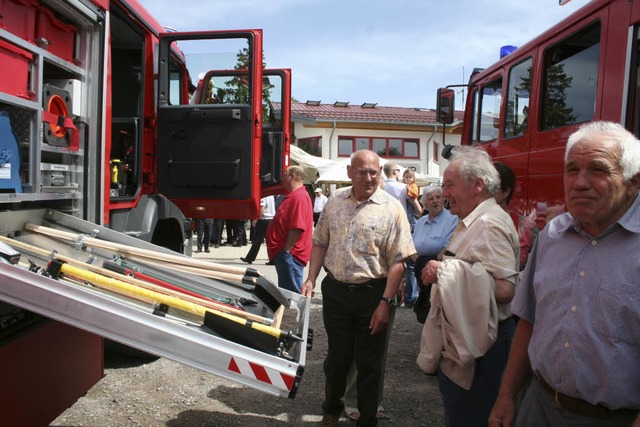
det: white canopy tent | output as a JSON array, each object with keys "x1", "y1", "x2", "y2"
[{"x1": 290, "y1": 144, "x2": 441, "y2": 187}]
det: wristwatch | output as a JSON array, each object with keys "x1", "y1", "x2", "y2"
[{"x1": 381, "y1": 296, "x2": 394, "y2": 306}]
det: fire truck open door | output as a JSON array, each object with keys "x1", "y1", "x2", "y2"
[
  {"x1": 156, "y1": 30, "x2": 265, "y2": 220},
  {"x1": 189, "y1": 68, "x2": 292, "y2": 197}
]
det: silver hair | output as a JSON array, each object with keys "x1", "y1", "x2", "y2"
[
  {"x1": 423, "y1": 185, "x2": 442, "y2": 196},
  {"x1": 565, "y1": 121, "x2": 640, "y2": 180},
  {"x1": 448, "y1": 146, "x2": 500, "y2": 196},
  {"x1": 422, "y1": 185, "x2": 442, "y2": 204}
]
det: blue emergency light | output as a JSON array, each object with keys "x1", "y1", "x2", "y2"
[{"x1": 500, "y1": 45, "x2": 518, "y2": 59}]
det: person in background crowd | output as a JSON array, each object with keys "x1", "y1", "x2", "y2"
[
  {"x1": 313, "y1": 187, "x2": 328, "y2": 226},
  {"x1": 223, "y1": 219, "x2": 236, "y2": 246},
  {"x1": 210, "y1": 218, "x2": 224, "y2": 248},
  {"x1": 266, "y1": 166, "x2": 314, "y2": 293},
  {"x1": 274, "y1": 193, "x2": 286, "y2": 211},
  {"x1": 411, "y1": 185, "x2": 458, "y2": 320},
  {"x1": 301, "y1": 150, "x2": 415, "y2": 427},
  {"x1": 403, "y1": 169, "x2": 422, "y2": 225},
  {"x1": 489, "y1": 121, "x2": 640, "y2": 427},
  {"x1": 233, "y1": 219, "x2": 248, "y2": 247},
  {"x1": 400, "y1": 169, "x2": 421, "y2": 309},
  {"x1": 382, "y1": 162, "x2": 407, "y2": 210},
  {"x1": 382, "y1": 163, "x2": 412, "y2": 309},
  {"x1": 493, "y1": 161, "x2": 538, "y2": 270},
  {"x1": 417, "y1": 146, "x2": 519, "y2": 427},
  {"x1": 240, "y1": 195, "x2": 275, "y2": 265},
  {"x1": 195, "y1": 218, "x2": 213, "y2": 253}
]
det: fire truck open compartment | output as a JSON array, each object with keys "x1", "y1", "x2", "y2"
[
  {"x1": 0, "y1": 0, "x2": 94, "y2": 209},
  {"x1": 0, "y1": 0, "x2": 305, "y2": 423},
  {"x1": 0, "y1": 208, "x2": 310, "y2": 422}
]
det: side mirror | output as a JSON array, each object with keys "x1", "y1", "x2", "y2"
[
  {"x1": 441, "y1": 144, "x2": 455, "y2": 160},
  {"x1": 436, "y1": 88, "x2": 455, "y2": 124}
]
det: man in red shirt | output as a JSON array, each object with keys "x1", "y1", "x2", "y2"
[{"x1": 266, "y1": 165, "x2": 314, "y2": 293}]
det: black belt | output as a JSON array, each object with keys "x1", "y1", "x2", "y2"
[
  {"x1": 324, "y1": 269, "x2": 386, "y2": 289},
  {"x1": 537, "y1": 376, "x2": 636, "y2": 420}
]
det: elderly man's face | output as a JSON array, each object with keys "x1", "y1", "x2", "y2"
[
  {"x1": 442, "y1": 162, "x2": 479, "y2": 219},
  {"x1": 347, "y1": 152, "x2": 381, "y2": 201},
  {"x1": 564, "y1": 138, "x2": 637, "y2": 236},
  {"x1": 424, "y1": 190, "x2": 444, "y2": 218}
]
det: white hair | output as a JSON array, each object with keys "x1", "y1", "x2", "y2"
[
  {"x1": 565, "y1": 121, "x2": 640, "y2": 180},
  {"x1": 448, "y1": 146, "x2": 500, "y2": 196},
  {"x1": 421, "y1": 185, "x2": 442, "y2": 204}
]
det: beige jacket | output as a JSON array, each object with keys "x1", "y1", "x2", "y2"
[{"x1": 416, "y1": 259, "x2": 498, "y2": 390}]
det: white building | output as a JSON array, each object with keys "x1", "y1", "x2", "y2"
[{"x1": 290, "y1": 101, "x2": 463, "y2": 180}]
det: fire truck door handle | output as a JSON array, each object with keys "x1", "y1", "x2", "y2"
[
  {"x1": 170, "y1": 129, "x2": 187, "y2": 139},
  {"x1": 188, "y1": 109, "x2": 241, "y2": 120}
]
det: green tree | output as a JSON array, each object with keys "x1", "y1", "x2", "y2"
[{"x1": 543, "y1": 63, "x2": 576, "y2": 129}]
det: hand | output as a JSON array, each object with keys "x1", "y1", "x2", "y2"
[
  {"x1": 369, "y1": 303, "x2": 390, "y2": 335},
  {"x1": 488, "y1": 394, "x2": 517, "y2": 427},
  {"x1": 421, "y1": 260, "x2": 441, "y2": 285},
  {"x1": 300, "y1": 279, "x2": 315, "y2": 298}
]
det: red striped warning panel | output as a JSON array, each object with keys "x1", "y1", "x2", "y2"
[{"x1": 228, "y1": 356, "x2": 295, "y2": 391}]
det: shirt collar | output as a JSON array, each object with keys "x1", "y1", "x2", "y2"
[
  {"x1": 425, "y1": 209, "x2": 446, "y2": 224},
  {"x1": 460, "y1": 197, "x2": 497, "y2": 228},
  {"x1": 561, "y1": 193, "x2": 640, "y2": 235},
  {"x1": 618, "y1": 193, "x2": 640, "y2": 233},
  {"x1": 344, "y1": 186, "x2": 385, "y2": 205}
]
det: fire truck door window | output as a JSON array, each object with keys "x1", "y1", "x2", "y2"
[
  {"x1": 167, "y1": 39, "x2": 252, "y2": 106},
  {"x1": 541, "y1": 22, "x2": 600, "y2": 130},
  {"x1": 504, "y1": 58, "x2": 532, "y2": 138},
  {"x1": 478, "y1": 78, "x2": 503, "y2": 143}
]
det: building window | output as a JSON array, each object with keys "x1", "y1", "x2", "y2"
[
  {"x1": 433, "y1": 141, "x2": 439, "y2": 162},
  {"x1": 337, "y1": 136, "x2": 420, "y2": 158},
  {"x1": 338, "y1": 138, "x2": 353, "y2": 156},
  {"x1": 298, "y1": 136, "x2": 322, "y2": 156}
]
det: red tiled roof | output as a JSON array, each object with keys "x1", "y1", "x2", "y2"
[{"x1": 289, "y1": 102, "x2": 464, "y2": 126}]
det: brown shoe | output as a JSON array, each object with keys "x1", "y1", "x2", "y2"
[{"x1": 320, "y1": 414, "x2": 339, "y2": 426}]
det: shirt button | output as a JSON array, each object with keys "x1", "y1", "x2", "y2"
[
  {"x1": 591, "y1": 240, "x2": 597, "y2": 246},
  {"x1": 571, "y1": 306, "x2": 577, "y2": 312},
  {"x1": 579, "y1": 271, "x2": 585, "y2": 277},
  {"x1": 564, "y1": 342, "x2": 570, "y2": 348}
]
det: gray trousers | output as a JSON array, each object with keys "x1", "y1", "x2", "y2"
[{"x1": 517, "y1": 379, "x2": 637, "y2": 427}]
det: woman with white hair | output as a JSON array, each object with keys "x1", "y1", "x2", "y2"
[{"x1": 410, "y1": 185, "x2": 458, "y2": 321}]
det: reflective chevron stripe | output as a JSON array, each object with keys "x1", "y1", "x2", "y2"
[{"x1": 228, "y1": 356, "x2": 295, "y2": 391}]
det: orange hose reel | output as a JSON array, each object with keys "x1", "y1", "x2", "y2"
[{"x1": 42, "y1": 84, "x2": 74, "y2": 147}]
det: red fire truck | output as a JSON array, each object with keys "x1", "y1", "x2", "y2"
[
  {"x1": 0, "y1": 0, "x2": 305, "y2": 425},
  {"x1": 436, "y1": 0, "x2": 640, "y2": 229}
]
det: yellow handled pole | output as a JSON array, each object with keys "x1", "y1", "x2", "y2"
[
  {"x1": 47, "y1": 259, "x2": 297, "y2": 342},
  {"x1": 0, "y1": 235, "x2": 273, "y2": 325}
]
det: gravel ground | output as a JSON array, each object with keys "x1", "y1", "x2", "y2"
[{"x1": 50, "y1": 245, "x2": 445, "y2": 426}]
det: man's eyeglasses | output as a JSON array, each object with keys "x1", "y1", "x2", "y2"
[
  {"x1": 356, "y1": 168, "x2": 380, "y2": 178},
  {"x1": 394, "y1": 168, "x2": 401, "y2": 172}
]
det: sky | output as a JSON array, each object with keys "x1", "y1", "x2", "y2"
[{"x1": 137, "y1": 0, "x2": 591, "y2": 110}]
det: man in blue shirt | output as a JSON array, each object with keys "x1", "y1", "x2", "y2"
[{"x1": 490, "y1": 121, "x2": 640, "y2": 427}]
